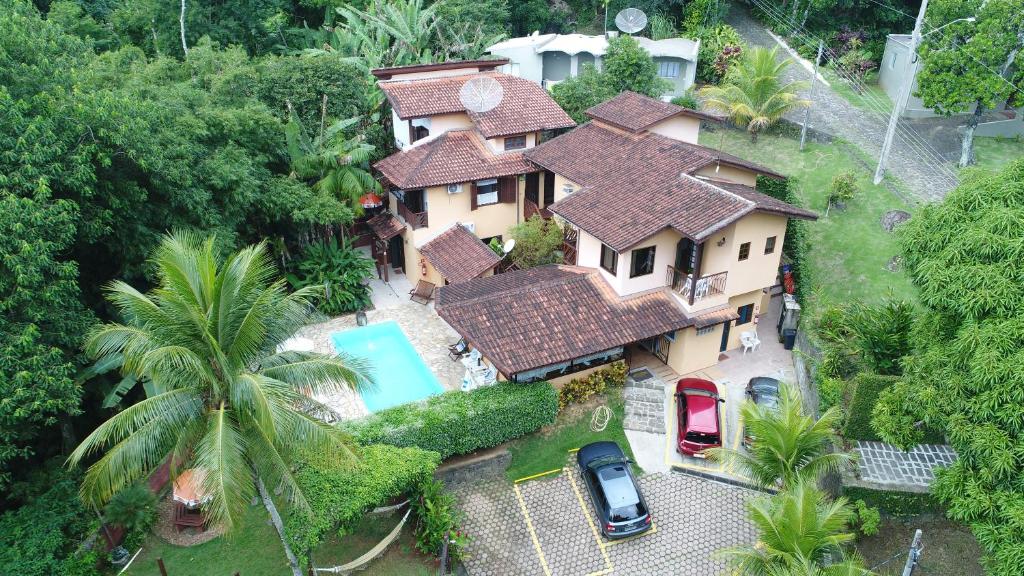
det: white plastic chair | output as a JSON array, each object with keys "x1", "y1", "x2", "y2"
[{"x1": 741, "y1": 330, "x2": 761, "y2": 354}]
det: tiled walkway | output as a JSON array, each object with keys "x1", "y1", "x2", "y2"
[{"x1": 854, "y1": 441, "x2": 957, "y2": 489}]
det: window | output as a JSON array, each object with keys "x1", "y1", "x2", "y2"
[
  {"x1": 475, "y1": 179, "x2": 498, "y2": 206},
  {"x1": 737, "y1": 304, "x2": 754, "y2": 325},
  {"x1": 738, "y1": 242, "x2": 751, "y2": 261},
  {"x1": 696, "y1": 325, "x2": 716, "y2": 336},
  {"x1": 630, "y1": 246, "x2": 656, "y2": 278},
  {"x1": 600, "y1": 243, "x2": 618, "y2": 275},
  {"x1": 764, "y1": 236, "x2": 777, "y2": 255},
  {"x1": 657, "y1": 60, "x2": 681, "y2": 78},
  {"x1": 504, "y1": 135, "x2": 526, "y2": 150}
]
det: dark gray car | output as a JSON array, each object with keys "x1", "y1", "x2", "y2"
[
  {"x1": 576, "y1": 441, "x2": 652, "y2": 539},
  {"x1": 743, "y1": 377, "x2": 781, "y2": 448}
]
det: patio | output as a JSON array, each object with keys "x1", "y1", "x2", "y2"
[{"x1": 297, "y1": 300, "x2": 464, "y2": 420}]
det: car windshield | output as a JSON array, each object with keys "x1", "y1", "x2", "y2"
[
  {"x1": 609, "y1": 502, "x2": 646, "y2": 522},
  {"x1": 684, "y1": 431, "x2": 719, "y2": 444}
]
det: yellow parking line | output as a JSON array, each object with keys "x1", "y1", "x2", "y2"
[
  {"x1": 514, "y1": 468, "x2": 563, "y2": 484},
  {"x1": 564, "y1": 467, "x2": 614, "y2": 573},
  {"x1": 567, "y1": 447, "x2": 580, "y2": 454},
  {"x1": 512, "y1": 483, "x2": 552, "y2": 576}
]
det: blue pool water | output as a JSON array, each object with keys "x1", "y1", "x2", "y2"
[{"x1": 330, "y1": 321, "x2": 444, "y2": 412}]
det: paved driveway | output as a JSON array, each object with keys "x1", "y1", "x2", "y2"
[{"x1": 445, "y1": 455, "x2": 759, "y2": 576}]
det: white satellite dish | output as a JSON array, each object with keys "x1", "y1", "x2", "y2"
[
  {"x1": 502, "y1": 238, "x2": 516, "y2": 255},
  {"x1": 614, "y1": 8, "x2": 648, "y2": 34},
  {"x1": 459, "y1": 76, "x2": 504, "y2": 113}
]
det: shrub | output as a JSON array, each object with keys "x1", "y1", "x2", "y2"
[
  {"x1": 817, "y1": 374, "x2": 846, "y2": 413},
  {"x1": 757, "y1": 175, "x2": 812, "y2": 302},
  {"x1": 842, "y1": 486, "x2": 941, "y2": 517},
  {"x1": 287, "y1": 236, "x2": 374, "y2": 315},
  {"x1": 670, "y1": 90, "x2": 700, "y2": 110},
  {"x1": 690, "y1": 24, "x2": 745, "y2": 83},
  {"x1": 829, "y1": 171, "x2": 858, "y2": 206},
  {"x1": 412, "y1": 478, "x2": 469, "y2": 560},
  {"x1": 285, "y1": 444, "x2": 441, "y2": 562},
  {"x1": 103, "y1": 484, "x2": 157, "y2": 549},
  {"x1": 845, "y1": 298, "x2": 914, "y2": 376},
  {"x1": 508, "y1": 215, "x2": 564, "y2": 269},
  {"x1": 851, "y1": 499, "x2": 881, "y2": 536},
  {"x1": 343, "y1": 382, "x2": 559, "y2": 459},
  {"x1": 558, "y1": 361, "x2": 628, "y2": 410},
  {"x1": 843, "y1": 373, "x2": 899, "y2": 441}
]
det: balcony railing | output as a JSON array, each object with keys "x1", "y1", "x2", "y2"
[
  {"x1": 393, "y1": 192, "x2": 428, "y2": 230},
  {"x1": 666, "y1": 266, "x2": 728, "y2": 302}
]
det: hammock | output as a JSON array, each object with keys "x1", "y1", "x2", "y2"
[{"x1": 314, "y1": 507, "x2": 412, "y2": 575}]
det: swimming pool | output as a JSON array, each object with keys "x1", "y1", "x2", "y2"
[{"x1": 330, "y1": 321, "x2": 444, "y2": 412}]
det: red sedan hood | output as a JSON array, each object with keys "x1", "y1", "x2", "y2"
[{"x1": 686, "y1": 395, "x2": 719, "y2": 433}]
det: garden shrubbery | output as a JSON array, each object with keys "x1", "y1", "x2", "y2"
[
  {"x1": 557, "y1": 361, "x2": 628, "y2": 410},
  {"x1": 286, "y1": 444, "x2": 441, "y2": 562},
  {"x1": 842, "y1": 373, "x2": 899, "y2": 441},
  {"x1": 343, "y1": 382, "x2": 558, "y2": 459},
  {"x1": 758, "y1": 176, "x2": 812, "y2": 302}
]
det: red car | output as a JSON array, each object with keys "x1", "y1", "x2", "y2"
[{"x1": 675, "y1": 378, "x2": 725, "y2": 457}]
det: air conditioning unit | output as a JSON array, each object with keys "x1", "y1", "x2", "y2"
[{"x1": 447, "y1": 183, "x2": 463, "y2": 194}]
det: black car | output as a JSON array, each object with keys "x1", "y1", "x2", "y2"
[
  {"x1": 576, "y1": 441, "x2": 652, "y2": 539},
  {"x1": 743, "y1": 377, "x2": 781, "y2": 448}
]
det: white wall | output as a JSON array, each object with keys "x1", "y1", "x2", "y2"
[
  {"x1": 577, "y1": 228, "x2": 680, "y2": 297},
  {"x1": 492, "y1": 46, "x2": 543, "y2": 83}
]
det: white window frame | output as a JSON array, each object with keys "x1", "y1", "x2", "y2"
[{"x1": 476, "y1": 178, "x2": 499, "y2": 206}]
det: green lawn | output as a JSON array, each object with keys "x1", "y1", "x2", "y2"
[
  {"x1": 699, "y1": 127, "x2": 918, "y2": 307},
  {"x1": 124, "y1": 504, "x2": 289, "y2": 576},
  {"x1": 824, "y1": 70, "x2": 893, "y2": 118},
  {"x1": 504, "y1": 390, "x2": 635, "y2": 482},
  {"x1": 970, "y1": 136, "x2": 1024, "y2": 172},
  {"x1": 313, "y1": 511, "x2": 434, "y2": 575}
]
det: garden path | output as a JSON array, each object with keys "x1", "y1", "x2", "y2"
[{"x1": 853, "y1": 441, "x2": 957, "y2": 491}]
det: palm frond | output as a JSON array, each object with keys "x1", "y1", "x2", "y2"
[{"x1": 194, "y1": 404, "x2": 252, "y2": 531}]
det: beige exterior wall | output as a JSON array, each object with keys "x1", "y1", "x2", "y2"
[
  {"x1": 552, "y1": 173, "x2": 581, "y2": 204},
  {"x1": 647, "y1": 115, "x2": 701, "y2": 144},
  {"x1": 386, "y1": 66, "x2": 493, "y2": 81},
  {"x1": 720, "y1": 212, "x2": 786, "y2": 297},
  {"x1": 667, "y1": 324, "x2": 723, "y2": 376},
  {"x1": 694, "y1": 164, "x2": 758, "y2": 187},
  {"x1": 723, "y1": 288, "x2": 765, "y2": 351},
  {"x1": 484, "y1": 132, "x2": 538, "y2": 153},
  {"x1": 426, "y1": 112, "x2": 473, "y2": 136}
]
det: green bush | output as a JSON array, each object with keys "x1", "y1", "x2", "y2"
[
  {"x1": 816, "y1": 374, "x2": 846, "y2": 413},
  {"x1": 670, "y1": 90, "x2": 700, "y2": 110},
  {"x1": 843, "y1": 373, "x2": 899, "y2": 441},
  {"x1": 558, "y1": 361, "x2": 628, "y2": 410},
  {"x1": 757, "y1": 175, "x2": 812, "y2": 303},
  {"x1": 412, "y1": 478, "x2": 469, "y2": 560},
  {"x1": 842, "y1": 487, "x2": 941, "y2": 517},
  {"x1": 851, "y1": 499, "x2": 881, "y2": 536},
  {"x1": 690, "y1": 24, "x2": 745, "y2": 83},
  {"x1": 829, "y1": 171, "x2": 858, "y2": 206},
  {"x1": 103, "y1": 484, "x2": 157, "y2": 549},
  {"x1": 845, "y1": 298, "x2": 914, "y2": 376},
  {"x1": 286, "y1": 236, "x2": 374, "y2": 315},
  {"x1": 285, "y1": 444, "x2": 441, "y2": 562},
  {"x1": 343, "y1": 382, "x2": 559, "y2": 459}
]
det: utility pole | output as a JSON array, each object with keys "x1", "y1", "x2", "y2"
[
  {"x1": 874, "y1": 0, "x2": 928, "y2": 184},
  {"x1": 800, "y1": 40, "x2": 824, "y2": 151},
  {"x1": 901, "y1": 529, "x2": 923, "y2": 576}
]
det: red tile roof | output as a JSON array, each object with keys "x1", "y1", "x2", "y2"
[
  {"x1": 366, "y1": 213, "x2": 405, "y2": 240},
  {"x1": 374, "y1": 130, "x2": 534, "y2": 189},
  {"x1": 704, "y1": 180, "x2": 818, "y2": 221},
  {"x1": 419, "y1": 224, "x2": 501, "y2": 284},
  {"x1": 378, "y1": 72, "x2": 575, "y2": 138},
  {"x1": 436, "y1": 265, "x2": 694, "y2": 375},
  {"x1": 585, "y1": 91, "x2": 723, "y2": 131}
]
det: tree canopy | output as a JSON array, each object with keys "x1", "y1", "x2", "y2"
[{"x1": 873, "y1": 159, "x2": 1024, "y2": 576}]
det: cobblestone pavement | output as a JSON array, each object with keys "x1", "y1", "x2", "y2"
[
  {"x1": 854, "y1": 441, "x2": 957, "y2": 489},
  {"x1": 446, "y1": 455, "x2": 759, "y2": 576},
  {"x1": 297, "y1": 302, "x2": 464, "y2": 419},
  {"x1": 726, "y1": 5, "x2": 961, "y2": 202}
]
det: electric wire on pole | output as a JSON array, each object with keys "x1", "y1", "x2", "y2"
[
  {"x1": 901, "y1": 529, "x2": 924, "y2": 576},
  {"x1": 800, "y1": 40, "x2": 824, "y2": 151}
]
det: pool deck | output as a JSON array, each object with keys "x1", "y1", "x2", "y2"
[{"x1": 297, "y1": 301, "x2": 465, "y2": 420}]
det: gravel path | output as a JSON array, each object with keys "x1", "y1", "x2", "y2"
[{"x1": 725, "y1": 5, "x2": 961, "y2": 202}]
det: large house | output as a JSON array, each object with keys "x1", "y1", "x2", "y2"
[
  {"x1": 367, "y1": 59, "x2": 575, "y2": 287},
  {"x1": 487, "y1": 32, "x2": 699, "y2": 97},
  {"x1": 433, "y1": 91, "x2": 816, "y2": 381}
]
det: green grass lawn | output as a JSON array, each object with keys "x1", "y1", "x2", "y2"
[
  {"x1": 124, "y1": 504, "x2": 289, "y2": 576},
  {"x1": 824, "y1": 70, "x2": 893, "y2": 118},
  {"x1": 970, "y1": 136, "x2": 1024, "y2": 172},
  {"x1": 313, "y1": 511, "x2": 435, "y2": 575},
  {"x1": 504, "y1": 390, "x2": 635, "y2": 482},
  {"x1": 700, "y1": 127, "x2": 918, "y2": 307}
]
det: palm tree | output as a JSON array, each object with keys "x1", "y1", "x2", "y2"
[
  {"x1": 721, "y1": 482, "x2": 872, "y2": 576},
  {"x1": 699, "y1": 47, "x2": 811, "y2": 142},
  {"x1": 706, "y1": 383, "x2": 852, "y2": 490},
  {"x1": 337, "y1": 0, "x2": 440, "y2": 68},
  {"x1": 285, "y1": 103, "x2": 382, "y2": 219},
  {"x1": 67, "y1": 232, "x2": 370, "y2": 531}
]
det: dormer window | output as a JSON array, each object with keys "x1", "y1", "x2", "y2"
[{"x1": 504, "y1": 135, "x2": 527, "y2": 151}]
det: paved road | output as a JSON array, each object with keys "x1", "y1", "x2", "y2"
[
  {"x1": 726, "y1": 5, "x2": 961, "y2": 202},
  {"x1": 444, "y1": 454, "x2": 760, "y2": 575}
]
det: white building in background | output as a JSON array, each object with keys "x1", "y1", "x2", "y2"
[{"x1": 487, "y1": 32, "x2": 699, "y2": 98}]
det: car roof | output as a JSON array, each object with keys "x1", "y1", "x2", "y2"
[
  {"x1": 597, "y1": 465, "x2": 640, "y2": 508},
  {"x1": 749, "y1": 377, "x2": 781, "y2": 407},
  {"x1": 685, "y1": 394, "x2": 719, "y2": 433}
]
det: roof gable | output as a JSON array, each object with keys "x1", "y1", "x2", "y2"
[
  {"x1": 585, "y1": 91, "x2": 720, "y2": 132},
  {"x1": 374, "y1": 130, "x2": 533, "y2": 189},
  {"x1": 418, "y1": 224, "x2": 501, "y2": 284}
]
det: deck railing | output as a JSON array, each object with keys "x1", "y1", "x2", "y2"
[
  {"x1": 666, "y1": 266, "x2": 728, "y2": 302},
  {"x1": 393, "y1": 193, "x2": 428, "y2": 230}
]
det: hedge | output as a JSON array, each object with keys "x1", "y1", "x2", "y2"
[
  {"x1": 842, "y1": 486, "x2": 941, "y2": 517},
  {"x1": 285, "y1": 444, "x2": 441, "y2": 562},
  {"x1": 757, "y1": 175, "x2": 811, "y2": 302},
  {"x1": 558, "y1": 361, "x2": 628, "y2": 409},
  {"x1": 843, "y1": 372, "x2": 899, "y2": 441},
  {"x1": 343, "y1": 381, "x2": 558, "y2": 459}
]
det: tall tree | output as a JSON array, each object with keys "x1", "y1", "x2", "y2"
[
  {"x1": 67, "y1": 232, "x2": 371, "y2": 531},
  {"x1": 603, "y1": 34, "x2": 673, "y2": 98},
  {"x1": 700, "y1": 47, "x2": 811, "y2": 142},
  {"x1": 706, "y1": 384, "x2": 852, "y2": 490},
  {"x1": 916, "y1": 0, "x2": 1024, "y2": 167},
  {"x1": 872, "y1": 159, "x2": 1024, "y2": 576}
]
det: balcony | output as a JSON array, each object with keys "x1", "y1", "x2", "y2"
[
  {"x1": 666, "y1": 266, "x2": 728, "y2": 303},
  {"x1": 393, "y1": 192, "x2": 428, "y2": 230}
]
